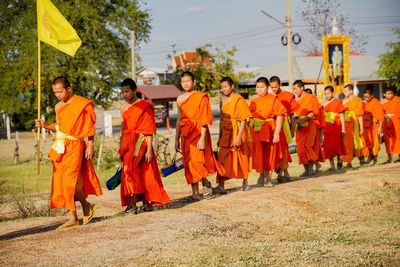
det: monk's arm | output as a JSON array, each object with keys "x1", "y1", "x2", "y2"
[
  {"x1": 296, "y1": 111, "x2": 314, "y2": 125},
  {"x1": 197, "y1": 126, "x2": 207, "y2": 150},
  {"x1": 289, "y1": 114, "x2": 296, "y2": 137},
  {"x1": 234, "y1": 120, "x2": 246, "y2": 147},
  {"x1": 85, "y1": 136, "x2": 94, "y2": 160},
  {"x1": 35, "y1": 120, "x2": 56, "y2": 132},
  {"x1": 175, "y1": 106, "x2": 182, "y2": 152},
  {"x1": 358, "y1": 116, "x2": 364, "y2": 135},
  {"x1": 273, "y1": 115, "x2": 283, "y2": 143},
  {"x1": 339, "y1": 112, "x2": 346, "y2": 136},
  {"x1": 145, "y1": 135, "x2": 153, "y2": 163}
]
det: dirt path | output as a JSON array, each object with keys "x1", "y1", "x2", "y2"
[{"x1": 1, "y1": 163, "x2": 400, "y2": 266}]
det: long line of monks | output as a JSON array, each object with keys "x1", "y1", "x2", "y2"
[{"x1": 36, "y1": 73, "x2": 400, "y2": 229}]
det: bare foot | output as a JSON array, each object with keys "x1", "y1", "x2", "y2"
[{"x1": 57, "y1": 220, "x2": 79, "y2": 230}]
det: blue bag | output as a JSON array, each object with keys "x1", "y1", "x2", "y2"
[
  {"x1": 106, "y1": 166, "x2": 122, "y2": 190},
  {"x1": 160, "y1": 153, "x2": 184, "y2": 177}
]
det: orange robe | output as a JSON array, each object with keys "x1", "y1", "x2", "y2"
[
  {"x1": 118, "y1": 100, "x2": 170, "y2": 207},
  {"x1": 275, "y1": 90, "x2": 299, "y2": 171},
  {"x1": 362, "y1": 98, "x2": 384, "y2": 156},
  {"x1": 323, "y1": 98, "x2": 346, "y2": 159},
  {"x1": 382, "y1": 96, "x2": 400, "y2": 155},
  {"x1": 342, "y1": 97, "x2": 365, "y2": 163},
  {"x1": 48, "y1": 95, "x2": 102, "y2": 211},
  {"x1": 295, "y1": 94, "x2": 320, "y2": 165},
  {"x1": 179, "y1": 91, "x2": 224, "y2": 184},
  {"x1": 315, "y1": 105, "x2": 326, "y2": 162},
  {"x1": 249, "y1": 94, "x2": 286, "y2": 172},
  {"x1": 217, "y1": 94, "x2": 252, "y2": 180}
]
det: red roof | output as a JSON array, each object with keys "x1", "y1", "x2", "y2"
[
  {"x1": 304, "y1": 51, "x2": 364, "y2": 57},
  {"x1": 173, "y1": 52, "x2": 210, "y2": 70},
  {"x1": 137, "y1": 85, "x2": 182, "y2": 102}
]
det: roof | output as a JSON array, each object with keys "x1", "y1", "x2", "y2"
[
  {"x1": 248, "y1": 54, "x2": 384, "y2": 84},
  {"x1": 137, "y1": 67, "x2": 172, "y2": 74},
  {"x1": 171, "y1": 51, "x2": 210, "y2": 70},
  {"x1": 137, "y1": 85, "x2": 182, "y2": 102}
]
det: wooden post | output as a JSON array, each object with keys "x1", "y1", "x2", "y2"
[
  {"x1": 6, "y1": 115, "x2": 10, "y2": 140},
  {"x1": 97, "y1": 134, "x2": 104, "y2": 171},
  {"x1": 41, "y1": 114, "x2": 46, "y2": 141},
  {"x1": 286, "y1": 0, "x2": 294, "y2": 88},
  {"x1": 14, "y1": 131, "x2": 19, "y2": 164},
  {"x1": 131, "y1": 31, "x2": 136, "y2": 82}
]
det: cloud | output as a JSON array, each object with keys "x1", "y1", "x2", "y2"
[{"x1": 185, "y1": 6, "x2": 205, "y2": 13}]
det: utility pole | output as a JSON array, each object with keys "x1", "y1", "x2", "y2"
[
  {"x1": 131, "y1": 31, "x2": 136, "y2": 82},
  {"x1": 286, "y1": 0, "x2": 294, "y2": 88}
]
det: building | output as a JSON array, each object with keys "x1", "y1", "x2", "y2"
[
  {"x1": 136, "y1": 67, "x2": 175, "y2": 86},
  {"x1": 243, "y1": 54, "x2": 387, "y2": 99},
  {"x1": 171, "y1": 51, "x2": 211, "y2": 71}
]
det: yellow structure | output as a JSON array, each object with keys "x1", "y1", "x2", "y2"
[{"x1": 322, "y1": 34, "x2": 350, "y2": 94}]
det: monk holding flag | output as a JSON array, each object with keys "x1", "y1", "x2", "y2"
[
  {"x1": 322, "y1": 86, "x2": 346, "y2": 170},
  {"x1": 35, "y1": 77, "x2": 102, "y2": 229},
  {"x1": 214, "y1": 77, "x2": 252, "y2": 194},
  {"x1": 360, "y1": 88, "x2": 384, "y2": 165},
  {"x1": 269, "y1": 76, "x2": 298, "y2": 182},
  {"x1": 118, "y1": 79, "x2": 170, "y2": 214},
  {"x1": 293, "y1": 80, "x2": 320, "y2": 176},
  {"x1": 381, "y1": 88, "x2": 400, "y2": 163},
  {"x1": 249, "y1": 77, "x2": 285, "y2": 187},
  {"x1": 342, "y1": 84, "x2": 365, "y2": 168},
  {"x1": 175, "y1": 71, "x2": 224, "y2": 202}
]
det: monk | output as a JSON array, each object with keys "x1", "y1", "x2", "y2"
[
  {"x1": 360, "y1": 88, "x2": 384, "y2": 165},
  {"x1": 269, "y1": 76, "x2": 298, "y2": 183},
  {"x1": 249, "y1": 77, "x2": 285, "y2": 187},
  {"x1": 305, "y1": 88, "x2": 326, "y2": 172},
  {"x1": 35, "y1": 76, "x2": 102, "y2": 229},
  {"x1": 175, "y1": 71, "x2": 224, "y2": 201},
  {"x1": 214, "y1": 77, "x2": 252, "y2": 194},
  {"x1": 293, "y1": 80, "x2": 320, "y2": 176},
  {"x1": 381, "y1": 88, "x2": 400, "y2": 163},
  {"x1": 342, "y1": 84, "x2": 365, "y2": 168},
  {"x1": 322, "y1": 86, "x2": 346, "y2": 170},
  {"x1": 118, "y1": 79, "x2": 170, "y2": 214}
]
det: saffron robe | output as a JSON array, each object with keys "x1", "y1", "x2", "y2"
[
  {"x1": 295, "y1": 93, "x2": 320, "y2": 165},
  {"x1": 342, "y1": 97, "x2": 365, "y2": 163},
  {"x1": 48, "y1": 95, "x2": 102, "y2": 211},
  {"x1": 118, "y1": 100, "x2": 170, "y2": 207},
  {"x1": 249, "y1": 94, "x2": 286, "y2": 172},
  {"x1": 323, "y1": 98, "x2": 346, "y2": 159},
  {"x1": 362, "y1": 98, "x2": 384, "y2": 156},
  {"x1": 275, "y1": 90, "x2": 299, "y2": 171},
  {"x1": 217, "y1": 94, "x2": 252, "y2": 179},
  {"x1": 178, "y1": 91, "x2": 224, "y2": 184},
  {"x1": 382, "y1": 96, "x2": 400, "y2": 155}
]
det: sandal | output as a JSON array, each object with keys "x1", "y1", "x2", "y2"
[
  {"x1": 203, "y1": 182, "x2": 213, "y2": 198},
  {"x1": 83, "y1": 204, "x2": 96, "y2": 225},
  {"x1": 123, "y1": 205, "x2": 139, "y2": 215},
  {"x1": 337, "y1": 161, "x2": 343, "y2": 169},
  {"x1": 277, "y1": 175, "x2": 285, "y2": 184},
  {"x1": 57, "y1": 222, "x2": 80, "y2": 230},
  {"x1": 265, "y1": 182, "x2": 273, "y2": 188},
  {"x1": 182, "y1": 196, "x2": 200, "y2": 204}
]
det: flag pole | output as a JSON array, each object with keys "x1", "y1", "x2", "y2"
[{"x1": 37, "y1": 38, "x2": 41, "y2": 174}]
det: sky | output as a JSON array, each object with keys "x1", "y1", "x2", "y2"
[{"x1": 137, "y1": 0, "x2": 400, "y2": 69}]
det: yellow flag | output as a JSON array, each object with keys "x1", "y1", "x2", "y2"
[{"x1": 37, "y1": 0, "x2": 82, "y2": 57}]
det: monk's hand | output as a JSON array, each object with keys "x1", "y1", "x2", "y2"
[
  {"x1": 145, "y1": 149, "x2": 153, "y2": 163},
  {"x1": 273, "y1": 132, "x2": 280, "y2": 144},
  {"x1": 234, "y1": 136, "x2": 242, "y2": 147},
  {"x1": 197, "y1": 138, "x2": 206, "y2": 150},
  {"x1": 85, "y1": 143, "x2": 94, "y2": 160},
  {"x1": 175, "y1": 139, "x2": 181, "y2": 152},
  {"x1": 35, "y1": 119, "x2": 45, "y2": 128},
  {"x1": 341, "y1": 129, "x2": 346, "y2": 137},
  {"x1": 359, "y1": 128, "x2": 364, "y2": 135}
]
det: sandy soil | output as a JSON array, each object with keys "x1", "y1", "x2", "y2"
[{"x1": 0, "y1": 163, "x2": 399, "y2": 266}]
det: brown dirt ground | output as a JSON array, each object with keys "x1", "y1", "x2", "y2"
[{"x1": 1, "y1": 162, "x2": 400, "y2": 266}]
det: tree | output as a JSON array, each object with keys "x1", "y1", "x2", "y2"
[
  {"x1": 377, "y1": 29, "x2": 400, "y2": 92},
  {"x1": 297, "y1": 0, "x2": 368, "y2": 54},
  {"x1": 0, "y1": 0, "x2": 151, "y2": 129},
  {"x1": 174, "y1": 44, "x2": 253, "y2": 93}
]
